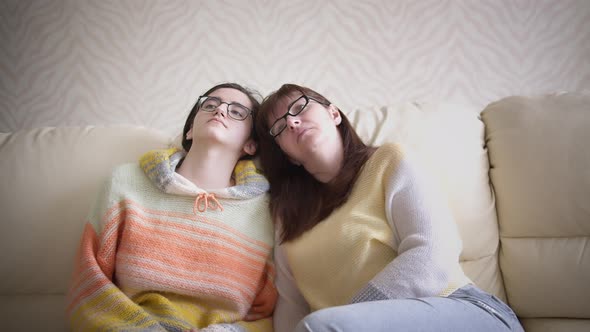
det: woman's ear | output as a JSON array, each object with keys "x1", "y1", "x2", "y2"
[
  {"x1": 329, "y1": 104, "x2": 342, "y2": 125},
  {"x1": 186, "y1": 127, "x2": 193, "y2": 140},
  {"x1": 242, "y1": 138, "x2": 257, "y2": 156}
]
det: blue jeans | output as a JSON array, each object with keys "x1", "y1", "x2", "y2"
[{"x1": 294, "y1": 285, "x2": 524, "y2": 332}]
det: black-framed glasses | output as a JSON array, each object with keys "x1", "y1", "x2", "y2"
[
  {"x1": 269, "y1": 95, "x2": 329, "y2": 137},
  {"x1": 197, "y1": 95, "x2": 252, "y2": 121}
]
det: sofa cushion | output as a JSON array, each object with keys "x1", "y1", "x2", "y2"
[
  {"x1": 0, "y1": 295, "x2": 66, "y2": 332},
  {"x1": 345, "y1": 102, "x2": 505, "y2": 298},
  {"x1": 482, "y1": 93, "x2": 590, "y2": 319},
  {"x1": 520, "y1": 318, "x2": 590, "y2": 332}
]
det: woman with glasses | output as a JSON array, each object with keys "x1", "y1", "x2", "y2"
[
  {"x1": 255, "y1": 84, "x2": 524, "y2": 332},
  {"x1": 67, "y1": 83, "x2": 276, "y2": 331}
]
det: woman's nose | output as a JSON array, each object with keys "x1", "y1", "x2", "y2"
[
  {"x1": 286, "y1": 116, "x2": 301, "y2": 129},
  {"x1": 214, "y1": 104, "x2": 228, "y2": 117}
]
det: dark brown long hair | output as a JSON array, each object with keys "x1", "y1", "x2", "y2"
[
  {"x1": 181, "y1": 82, "x2": 261, "y2": 156},
  {"x1": 256, "y1": 84, "x2": 376, "y2": 243}
]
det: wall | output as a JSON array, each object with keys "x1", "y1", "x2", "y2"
[{"x1": 1, "y1": 0, "x2": 589, "y2": 135}]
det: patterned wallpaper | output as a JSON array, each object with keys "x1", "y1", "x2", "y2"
[{"x1": 1, "y1": 0, "x2": 589, "y2": 135}]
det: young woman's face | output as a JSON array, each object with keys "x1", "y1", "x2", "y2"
[
  {"x1": 269, "y1": 93, "x2": 341, "y2": 166},
  {"x1": 188, "y1": 88, "x2": 255, "y2": 156}
]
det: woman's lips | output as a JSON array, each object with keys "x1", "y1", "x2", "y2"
[
  {"x1": 297, "y1": 128, "x2": 311, "y2": 143},
  {"x1": 208, "y1": 118, "x2": 227, "y2": 128}
]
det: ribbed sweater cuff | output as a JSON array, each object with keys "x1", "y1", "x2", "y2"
[
  {"x1": 350, "y1": 283, "x2": 389, "y2": 303},
  {"x1": 200, "y1": 323, "x2": 246, "y2": 332}
]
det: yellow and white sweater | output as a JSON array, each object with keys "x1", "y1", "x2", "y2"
[
  {"x1": 273, "y1": 143, "x2": 471, "y2": 331},
  {"x1": 67, "y1": 148, "x2": 275, "y2": 332}
]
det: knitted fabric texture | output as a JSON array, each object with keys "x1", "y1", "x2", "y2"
[
  {"x1": 67, "y1": 148, "x2": 275, "y2": 332},
  {"x1": 283, "y1": 143, "x2": 470, "y2": 311}
]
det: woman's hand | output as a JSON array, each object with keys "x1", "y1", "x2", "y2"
[{"x1": 244, "y1": 286, "x2": 278, "y2": 321}]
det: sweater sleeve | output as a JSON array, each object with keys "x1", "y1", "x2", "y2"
[
  {"x1": 350, "y1": 155, "x2": 463, "y2": 302},
  {"x1": 201, "y1": 234, "x2": 305, "y2": 332},
  {"x1": 247, "y1": 256, "x2": 278, "y2": 320},
  {"x1": 197, "y1": 256, "x2": 277, "y2": 332},
  {"x1": 66, "y1": 175, "x2": 150, "y2": 330},
  {"x1": 272, "y1": 239, "x2": 311, "y2": 332}
]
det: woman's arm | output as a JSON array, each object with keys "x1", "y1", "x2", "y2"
[
  {"x1": 66, "y1": 173, "x2": 146, "y2": 330},
  {"x1": 351, "y1": 156, "x2": 462, "y2": 302},
  {"x1": 273, "y1": 241, "x2": 311, "y2": 332}
]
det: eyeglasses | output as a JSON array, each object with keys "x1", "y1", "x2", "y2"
[
  {"x1": 197, "y1": 95, "x2": 252, "y2": 121},
  {"x1": 269, "y1": 95, "x2": 329, "y2": 137}
]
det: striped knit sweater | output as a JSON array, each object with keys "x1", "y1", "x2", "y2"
[
  {"x1": 274, "y1": 143, "x2": 471, "y2": 331},
  {"x1": 67, "y1": 148, "x2": 276, "y2": 332}
]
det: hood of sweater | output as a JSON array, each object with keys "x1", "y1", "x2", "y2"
[{"x1": 139, "y1": 147, "x2": 269, "y2": 200}]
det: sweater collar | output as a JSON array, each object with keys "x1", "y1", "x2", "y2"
[{"x1": 139, "y1": 148, "x2": 269, "y2": 199}]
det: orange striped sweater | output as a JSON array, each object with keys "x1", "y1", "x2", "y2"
[{"x1": 67, "y1": 148, "x2": 276, "y2": 331}]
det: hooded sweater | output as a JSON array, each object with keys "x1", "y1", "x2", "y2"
[{"x1": 67, "y1": 148, "x2": 275, "y2": 332}]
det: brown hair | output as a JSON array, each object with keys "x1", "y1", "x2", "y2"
[
  {"x1": 181, "y1": 82, "x2": 261, "y2": 158},
  {"x1": 256, "y1": 84, "x2": 376, "y2": 243}
]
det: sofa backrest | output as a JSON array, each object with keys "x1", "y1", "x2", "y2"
[{"x1": 482, "y1": 93, "x2": 590, "y2": 325}]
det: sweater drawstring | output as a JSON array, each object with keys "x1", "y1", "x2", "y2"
[{"x1": 194, "y1": 193, "x2": 224, "y2": 214}]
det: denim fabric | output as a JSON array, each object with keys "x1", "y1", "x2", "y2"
[{"x1": 294, "y1": 284, "x2": 524, "y2": 332}]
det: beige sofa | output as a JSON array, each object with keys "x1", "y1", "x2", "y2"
[{"x1": 1, "y1": 93, "x2": 588, "y2": 331}]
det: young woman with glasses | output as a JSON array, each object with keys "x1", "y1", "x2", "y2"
[
  {"x1": 255, "y1": 84, "x2": 524, "y2": 332},
  {"x1": 67, "y1": 83, "x2": 276, "y2": 331}
]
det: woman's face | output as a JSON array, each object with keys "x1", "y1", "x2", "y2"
[
  {"x1": 269, "y1": 93, "x2": 342, "y2": 167},
  {"x1": 188, "y1": 88, "x2": 255, "y2": 157}
]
